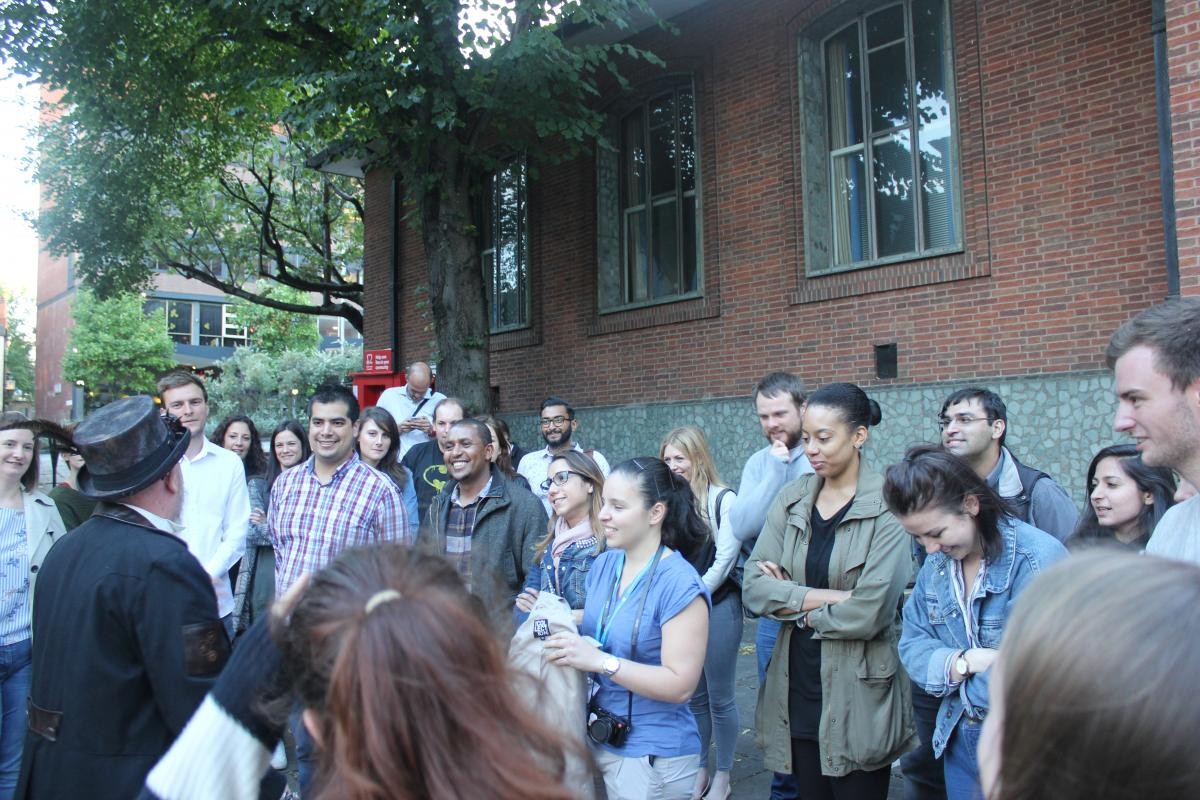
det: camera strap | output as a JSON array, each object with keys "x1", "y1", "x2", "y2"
[{"x1": 624, "y1": 545, "x2": 665, "y2": 723}]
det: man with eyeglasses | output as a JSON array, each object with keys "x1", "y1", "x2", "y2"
[
  {"x1": 423, "y1": 418, "x2": 547, "y2": 631},
  {"x1": 518, "y1": 396, "x2": 611, "y2": 515},
  {"x1": 937, "y1": 387, "x2": 1077, "y2": 541},
  {"x1": 903, "y1": 386, "x2": 1078, "y2": 800}
]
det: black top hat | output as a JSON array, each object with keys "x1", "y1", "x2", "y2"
[{"x1": 75, "y1": 396, "x2": 192, "y2": 500}]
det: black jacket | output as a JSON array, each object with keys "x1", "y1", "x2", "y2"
[{"x1": 17, "y1": 504, "x2": 229, "y2": 800}]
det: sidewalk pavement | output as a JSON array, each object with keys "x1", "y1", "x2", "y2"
[{"x1": 728, "y1": 618, "x2": 906, "y2": 798}]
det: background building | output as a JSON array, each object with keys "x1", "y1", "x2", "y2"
[{"x1": 358, "y1": 0, "x2": 1200, "y2": 501}]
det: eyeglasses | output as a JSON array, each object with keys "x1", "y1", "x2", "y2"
[
  {"x1": 540, "y1": 469, "x2": 585, "y2": 492},
  {"x1": 539, "y1": 416, "x2": 571, "y2": 428},
  {"x1": 937, "y1": 414, "x2": 994, "y2": 430}
]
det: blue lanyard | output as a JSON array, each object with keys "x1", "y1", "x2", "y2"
[{"x1": 596, "y1": 546, "x2": 664, "y2": 648}]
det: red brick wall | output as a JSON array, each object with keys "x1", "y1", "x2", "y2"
[
  {"x1": 364, "y1": 0, "x2": 1168, "y2": 412},
  {"x1": 1168, "y1": 0, "x2": 1200, "y2": 295}
]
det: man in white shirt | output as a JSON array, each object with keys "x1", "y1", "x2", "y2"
[
  {"x1": 157, "y1": 372, "x2": 250, "y2": 635},
  {"x1": 1107, "y1": 298, "x2": 1200, "y2": 562},
  {"x1": 375, "y1": 361, "x2": 447, "y2": 458},
  {"x1": 517, "y1": 395, "x2": 610, "y2": 515}
]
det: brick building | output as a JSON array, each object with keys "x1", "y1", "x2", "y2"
[{"x1": 372, "y1": 0, "x2": 1199, "y2": 495}]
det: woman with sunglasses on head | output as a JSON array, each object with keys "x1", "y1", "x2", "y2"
[
  {"x1": 743, "y1": 383, "x2": 915, "y2": 800},
  {"x1": 544, "y1": 457, "x2": 710, "y2": 800},
  {"x1": 884, "y1": 444, "x2": 1067, "y2": 800},
  {"x1": 514, "y1": 450, "x2": 604, "y2": 625},
  {"x1": 1070, "y1": 443, "x2": 1175, "y2": 551},
  {"x1": 356, "y1": 407, "x2": 420, "y2": 528},
  {"x1": 660, "y1": 426, "x2": 738, "y2": 800}
]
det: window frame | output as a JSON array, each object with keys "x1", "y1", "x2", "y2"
[
  {"x1": 799, "y1": 0, "x2": 964, "y2": 277},
  {"x1": 597, "y1": 77, "x2": 704, "y2": 314},
  {"x1": 478, "y1": 157, "x2": 532, "y2": 334}
]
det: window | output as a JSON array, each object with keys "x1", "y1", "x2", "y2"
[
  {"x1": 479, "y1": 159, "x2": 529, "y2": 332},
  {"x1": 800, "y1": 0, "x2": 960, "y2": 274},
  {"x1": 597, "y1": 81, "x2": 701, "y2": 311},
  {"x1": 143, "y1": 298, "x2": 249, "y2": 349},
  {"x1": 318, "y1": 316, "x2": 363, "y2": 352},
  {"x1": 165, "y1": 300, "x2": 192, "y2": 344},
  {"x1": 221, "y1": 305, "x2": 249, "y2": 348}
]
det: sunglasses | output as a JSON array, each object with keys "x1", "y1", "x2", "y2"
[{"x1": 540, "y1": 469, "x2": 586, "y2": 492}]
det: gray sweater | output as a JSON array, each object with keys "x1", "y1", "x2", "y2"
[{"x1": 728, "y1": 443, "x2": 815, "y2": 546}]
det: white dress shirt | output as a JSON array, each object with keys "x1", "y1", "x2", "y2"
[
  {"x1": 178, "y1": 438, "x2": 251, "y2": 618},
  {"x1": 376, "y1": 386, "x2": 447, "y2": 458}
]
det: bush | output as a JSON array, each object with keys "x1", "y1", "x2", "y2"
[{"x1": 206, "y1": 346, "x2": 362, "y2": 435}]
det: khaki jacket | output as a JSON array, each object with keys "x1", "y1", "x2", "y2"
[
  {"x1": 743, "y1": 467, "x2": 917, "y2": 776},
  {"x1": 25, "y1": 489, "x2": 68, "y2": 611}
]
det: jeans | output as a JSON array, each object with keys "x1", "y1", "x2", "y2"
[
  {"x1": 902, "y1": 679, "x2": 947, "y2": 800},
  {"x1": 291, "y1": 707, "x2": 317, "y2": 792},
  {"x1": 0, "y1": 638, "x2": 32, "y2": 800},
  {"x1": 943, "y1": 718, "x2": 984, "y2": 800},
  {"x1": 689, "y1": 592, "x2": 742, "y2": 771},
  {"x1": 756, "y1": 617, "x2": 799, "y2": 800}
]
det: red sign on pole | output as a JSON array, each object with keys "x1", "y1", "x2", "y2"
[{"x1": 363, "y1": 348, "x2": 393, "y2": 375}]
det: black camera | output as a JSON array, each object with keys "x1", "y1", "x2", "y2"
[{"x1": 587, "y1": 703, "x2": 631, "y2": 747}]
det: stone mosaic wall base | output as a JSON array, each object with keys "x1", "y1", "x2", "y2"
[{"x1": 502, "y1": 370, "x2": 1120, "y2": 508}]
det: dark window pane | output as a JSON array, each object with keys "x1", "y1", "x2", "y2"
[
  {"x1": 625, "y1": 210, "x2": 648, "y2": 302},
  {"x1": 622, "y1": 111, "x2": 645, "y2": 207},
  {"x1": 682, "y1": 194, "x2": 698, "y2": 293},
  {"x1": 867, "y1": 3, "x2": 905, "y2": 48},
  {"x1": 913, "y1": 0, "x2": 949, "y2": 108},
  {"x1": 868, "y1": 41, "x2": 910, "y2": 131},
  {"x1": 831, "y1": 152, "x2": 869, "y2": 265},
  {"x1": 678, "y1": 89, "x2": 696, "y2": 192},
  {"x1": 166, "y1": 301, "x2": 191, "y2": 344},
  {"x1": 649, "y1": 93, "x2": 673, "y2": 129},
  {"x1": 872, "y1": 134, "x2": 916, "y2": 257},
  {"x1": 921, "y1": 142, "x2": 957, "y2": 249},
  {"x1": 198, "y1": 303, "x2": 223, "y2": 347},
  {"x1": 649, "y1": 99, "x2": 677, "y2": 198},
  {"x1": 143, "y1": 299, "x2": 165, "y2": 319},
  {"x1": 914, "y1": 0, "x2": 958, "y2": 249},
  {"x1": 651, "y1": 200, "x2": 680, "y2": 297},
  {"x1": 826, "y1": 24, "x2": 864, "y2": 149}
]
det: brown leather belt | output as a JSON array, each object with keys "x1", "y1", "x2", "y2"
[{"x1": 27, "y1": 700, "x2": 62, "y2": 742}]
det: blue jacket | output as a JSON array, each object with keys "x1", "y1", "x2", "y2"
[
  {"x1": 515, "y1": 536, "x2": 600, "y2": 626},
  {"x1": 898, "y1": 517, "x2": 1066, "y2": 756}
]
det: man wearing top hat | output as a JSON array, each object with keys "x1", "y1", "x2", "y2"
[{"x1": 16, "y1": 395, "x2": 232, "y2": 800}]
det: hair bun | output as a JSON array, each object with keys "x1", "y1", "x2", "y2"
[{"x1": 868, "y1": 399, "x2": 883, "y2": 427}]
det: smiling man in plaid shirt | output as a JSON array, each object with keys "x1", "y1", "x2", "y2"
[{"x1": 269, "y1": 384, "x2": 412, "y2": 597}]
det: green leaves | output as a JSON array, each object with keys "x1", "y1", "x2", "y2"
[{"x1": 62, "y1": 290, "x2": 177, "y2": 409}]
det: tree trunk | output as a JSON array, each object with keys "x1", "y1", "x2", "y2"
[{"x1": 417, "y1": 141, "x2": 492, "y2": 415}]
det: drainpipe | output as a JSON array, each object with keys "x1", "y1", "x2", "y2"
[
  {"x1": 390, "y1": 175, "x2": 402, "y2": 357},
  {"x1": 1153, "y1": 0, "x2": 1181, "y2": 298}
]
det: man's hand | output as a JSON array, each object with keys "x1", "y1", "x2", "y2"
[{"x1": 768, "y1": 437, "x2": 790, "y2": 462}]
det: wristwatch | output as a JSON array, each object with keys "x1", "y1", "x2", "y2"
[
  {"x1": 602, "y1": 656, "x2": 621, "y2": 676},
  {"x1": 955, "y1": 652, "x2": 971, "y2": 678}
]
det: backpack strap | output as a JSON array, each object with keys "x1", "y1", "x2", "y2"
[{"x1": 714, "y1": 488, "x2": 732, "y2": 530}]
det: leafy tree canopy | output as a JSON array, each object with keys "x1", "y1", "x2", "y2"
[
  {"x1": 2, "y1": 0, "x2": 665, "y2": 411},
  {"x1": 62, "y1": 289, "x2": 177, "y2": 409},
  {"x1": 231, "y1": 284, "x2": 321, "y2": 356}
]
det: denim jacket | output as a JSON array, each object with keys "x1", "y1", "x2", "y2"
[
  {"x1": 898, "y1": 516, "x2": 1066, "y2": 756},
  {"x1": 514, "y1": 537, "x2": 600, "y2": 626}
]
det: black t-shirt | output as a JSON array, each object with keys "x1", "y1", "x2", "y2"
[
  {"x1": 788, "y1": 496, "x2": 853, "y2": 739},
  {"x1": 400, "y1": 441, "x2": 448, "y2": 523}
]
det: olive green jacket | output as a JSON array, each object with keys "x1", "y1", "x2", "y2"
[{"x1": 743, "y1": 467, "x2": 917, "y2": 776}]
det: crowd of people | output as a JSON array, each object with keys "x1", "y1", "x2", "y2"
[{"x1": 0, "y1": 298, "x2": 1197, "y2": 800}]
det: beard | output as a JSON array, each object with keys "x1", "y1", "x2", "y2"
[{"x1": 543, "y1": 428, "x2": 572, "y2": 448}]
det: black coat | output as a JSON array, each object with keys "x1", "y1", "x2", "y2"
[{"x1": 16, "y1": 504, "x2": 230, "y2": 800}]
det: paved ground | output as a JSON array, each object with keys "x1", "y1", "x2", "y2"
[{"x1": 728, "y1": 618, "x2": 906, "y2": 798}]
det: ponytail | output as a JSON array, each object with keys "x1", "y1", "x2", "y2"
[{"x1": 611, "y1": 457, "x2": 711, "y2": 564}]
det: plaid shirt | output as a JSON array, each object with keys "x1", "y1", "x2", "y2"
[
  {"x1": 444, "y1": 477, "x2": 496, "y2": 592},
  {"x1": 269, "y1": 452, "x2": 411, "y2": 593}
]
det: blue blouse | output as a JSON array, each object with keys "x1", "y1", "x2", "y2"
[
  {"x1": 581, "y1": 549, "x2": 709, "y2": 757},
  {"x1": 0, "y1": 508, "x2": 31, "y2": 645}
]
